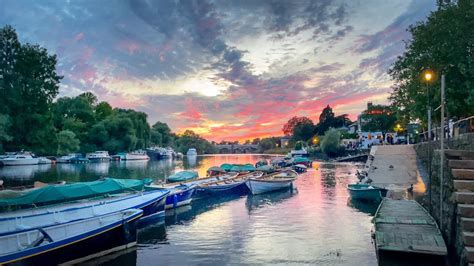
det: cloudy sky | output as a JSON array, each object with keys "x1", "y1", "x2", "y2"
[{"x1": 0, "y1": 0, "x2": 436, "y2": 141}]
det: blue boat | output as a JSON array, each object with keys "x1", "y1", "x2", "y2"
[
  {"x1": 195, "y1": 172, "x2": 264, "y2": 198},
  {"x1": 163, "y1": 184, "x2": 196, "y2": 209},
  {"x1": 0, "y1": 209, "x2": 142, "y2": 265},
  {"x1": 0, "y1": 189, "x2": 170, "y2": 234},
  {"x1": 347, "y1": 183, "x2": 388, "y2": 202}
]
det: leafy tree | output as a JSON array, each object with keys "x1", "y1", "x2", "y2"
[
  {"x1": 389, "y1": 0, "x2": 474, "y2": 124},
  {"x1": 0, "y1": 26, "x2": 62, "y2": 154},
  {"x1": 282, "y1": 116, "x2": 314, "y2": 136},
  {"x1": 320, "y1": 128, "x2": 343, "y2": 157},
  {"x1": 151, "y1": 121, "x2": 172, "y2": 146},
  {"x1": 175, "y1": 130, "x2": 216, "y2": 154},
  {"x1": 314, "y1": 105, "x2": 352, "y2": 135},
  {"x1": 258, "y1": 138, "x2": 275, "y2": 151},
  {"x1": 95, "y1": 101, "x2": 113, "y2": 121},
  {"x1": 361, "y1": 104, "x2": 397, "y2": 133},
  {"x1": 57, "y1": 130, "x2": 80, "y2": 155},
  {"x1": 0, "y1": 114, "x2": 12, "y2": 152}
]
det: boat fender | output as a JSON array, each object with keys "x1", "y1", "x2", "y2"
[{"x1": 173, "y1": 194, "x2": 178, "y2": 208}]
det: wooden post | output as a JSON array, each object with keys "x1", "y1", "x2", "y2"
[{"x1": 439, "y1": 74, "x2": 445, "y2": 230}]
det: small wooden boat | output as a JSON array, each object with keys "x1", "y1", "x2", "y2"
[
  {"x1": 292, "y1": 164, "x2": 307, "y2": 173},
  {"x1": 206, "y1": 166, "x2": 226, "y2": 177},
  {"x1": 347, "y1": 183, "x2": 388, "y2": 202},
  {"x1": 0, "y1": 189, "x2": 170, "y2": 234},
  {"x1": 246, "y1": 170, "x2": 298, "y2": 195},
  {"x1": 196, "y1": 171, "x2": 264, "y2": 197},
  {"x1": 0, "y1": 209, "x2": 142, "y2": 265},
  {"x1": 167, "y1": 171, "x2": 198, "y2": 183}
]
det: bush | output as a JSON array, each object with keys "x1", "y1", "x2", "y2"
[{"x1": 321, "y1": 128, "x2": 345, "y2": 157}]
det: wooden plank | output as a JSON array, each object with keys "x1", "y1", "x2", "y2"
[{"x1": 374, "y1": 199, "x2": 447, "y2": 256}]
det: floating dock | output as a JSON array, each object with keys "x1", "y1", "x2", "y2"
[{"x1": 373, "y1": 199, "x2": 447, "y2": 265}]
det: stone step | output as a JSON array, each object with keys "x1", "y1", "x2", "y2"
[
  {"x1": 456, "y1": 192, "x2": 474, "y2": 204},
  {"x1": 464, "y1": 232, "x2": 474, "y2": 246},
  {"x1": 446, "y1": 150, "x2": 474, "y2": 160},
  {"x1": 461, "y1": 218, "x2": 474, "y2": 231},
  {"x1": 453, "y1": 169, "x2": 474, "y2": 180},
  {"x1": 450, "y1": 160, "x2": 474, "y2": 169},
  {"x1": 466, "y1": 246, "x2": 474, "y2": 263},
  {"x1": 459, "y1": 204, "x2": 474, "y2": 218},
  {"x1": 454, "y1": 180, "x2": 474, "y2": 191}
]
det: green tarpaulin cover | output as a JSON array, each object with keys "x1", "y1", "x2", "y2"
[
  {"x1": 167, "y1": 171, "x2": 198, "y2": 183},
  {"x1": 256, "y1": 165, "x2": 274, "y2": 173},
  {"x1": 293, "y1": 157, "x2": 312, "y2": 164},
  {"x1": 0, "y1": 178, "x2": 152, "y2": 208}
]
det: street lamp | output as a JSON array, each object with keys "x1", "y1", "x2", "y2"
[{"x1": 422, "y1": 69, "x2": 435, "y2": 214}]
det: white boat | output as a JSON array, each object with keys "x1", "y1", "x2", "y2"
[
  {"x1": 0, "y1": 209, "x2": 142, "y2": 265},
  {"x1": 56, "y1": 153, "x2": 78, "y2": 163},
  {"x1": 290, "y1": 147, "x2": 309, "y2": 157},
  {"x1": 124, "y1": 150, "x2": 149, "y2": 161},
  {"x1": 86, "y1": 151, "x2": 110, "y2": 161},
  {"x1": 0, "y1": 189, "x2": 169, "y2": 235},
  {"x1": 246, "y1": 170, "x2": 298, "y2": 195},
  {"x1": 1, "y1": 152, "x2": 39, "y2": 166},
  {"x1": 187, "y1": 148, "x2": 197, "y2": 156},
  {"x1": 37, "y1": 157, "x2": 52, "y2": 164}
]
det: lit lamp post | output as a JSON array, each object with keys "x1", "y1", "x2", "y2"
[{"x1": 422, "y1": 69, "x2": 434, "y2": 214}]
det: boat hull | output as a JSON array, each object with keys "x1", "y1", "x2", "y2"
[
  {"x1": 0, "y1": 190, "x2": 169, "y2": 234},
  {"x1": 0, "y1": 210, "x2": 141, "y2": 265},
  {"x1": 1, "y1": 158, "x2": 39, "y2": 166},
  {"x1": 124, "y1": 154, "x2": 150, "y2": 161},
  {"x1": 165, "y1": 186, "x2": 195, "y2": 209},
  {"x1": 196, "y1": 181, "x2": 248, "y2": 198},
  {"x1": 246, "y1": 179, "x2": 294, "y2": 195},
  {"x1": 347, "y1": 184, "x2": 387, "y2": 202}
]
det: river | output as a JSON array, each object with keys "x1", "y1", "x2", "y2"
[{"x1": 0, "y1": 154, "x2": 378, "y2": 265}]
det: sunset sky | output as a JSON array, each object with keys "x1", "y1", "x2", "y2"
[{"x1": 0, "y1": 0, "x2": 437, "y2": 141}]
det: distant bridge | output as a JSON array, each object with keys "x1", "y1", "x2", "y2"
[{"x1": 215, "y1": 144, "x2": 259, "y2": 154}]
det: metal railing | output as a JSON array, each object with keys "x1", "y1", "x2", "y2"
[{"x1": 416, "y1": 116, "x2": 474, "y2": 143}]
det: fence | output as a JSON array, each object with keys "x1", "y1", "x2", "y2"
[{"x1": 416, "y1": 116, "x2": 474, "y2": 143}]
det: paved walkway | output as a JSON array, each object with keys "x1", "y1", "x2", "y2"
[{"x1": 366, "y1": 145, "x2": 425, "y2": 199}]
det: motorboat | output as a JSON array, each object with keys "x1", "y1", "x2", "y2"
[
  {"x1": 124, "y1": 150, "x2": 150, "y2": 161},
  {"x1": 246, "y1": 170, "x2": 298, "y2": 195},
  {"x1": 290, "y1": 147, "x2": 309, "y2": 157},
  {"x1": 86, "y1": 151, "x2": 110, "y2": 162},
  {"x1": 292, "y1": 164, "x2": 307, "y2": 173},
  {"x1": 56, "y1": 153, "x2": 80, "y2": 163},
  {"x1": 37, "y1": 157, "x2": 52, "y2": 164},
  {"x1": 186, "y1": 148, "x2": 197, "y2": 156},
  {"x1": 0, "y1": 209, "x2": 142, "y2": 265},
  {"x1": 0, "y1": 152, "x2": 39, "y2": 166}
]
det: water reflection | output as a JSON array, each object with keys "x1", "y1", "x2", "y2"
[
  {"x1": 347, "y1": 198, "x2": 379, "y2": 216},
  {"x1": 245, "y1": 188, "x2": 296, "y2": 212}
]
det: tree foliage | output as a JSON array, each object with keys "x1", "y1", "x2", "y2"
[
  {"x1": 57, "y1": 130, "x2": 80, "y2": 155},
  {"x1": 361, "y1": 104, "x2": 397, "y2": 133},
  {"x1": 389, "y1": 0, "x2": 474, "y2": 124},
  {"x1": 282, "y1": 116, "x2": 314, "y2": 136},
  {"x1": 320, "y1": 128, "x2": 343, "y2": 157},
  {"x1": 315, "y1": 105, "x2": 351, "y2": 135},
  {"x1": 175, "y1": 130, "x2": 216, "y2": 154},
  {"x1": 0, "y1": 25, "x2": 62, "y2": 154}
]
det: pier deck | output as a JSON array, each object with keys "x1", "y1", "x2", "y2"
[{"x1": 373, "y1": 199, "x2": 447, "y2": 263}]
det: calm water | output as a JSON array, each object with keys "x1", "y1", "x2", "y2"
[{"x1": 0, "y1": 155, "x2": 378, "y2": 265}]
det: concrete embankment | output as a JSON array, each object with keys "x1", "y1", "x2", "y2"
[{"x1": 365, "y1": 145, "x2": 425, "y2": 199}]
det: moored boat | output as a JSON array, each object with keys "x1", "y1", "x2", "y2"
[
  {"x1": 196, "y1": 171, "x2": 264, "y2": 197},
  {"x1": 1, "y1": 152, "x2": 39, "y2": 166},
  {"x1": 186, "y1": 148, "x2": 197, "y2": 156},
  {"x1": 167, "y1": 170, "x2": 198, "y2": 183},
  {"x1": 246, "y1": 170, "x2": 298, "y2": 195},
  {"x1": 125, "y1": 150, "x2": 150, "y2": 161},
  {"x1": 86, "y1": 151, "x2": 110, "y2": 162},
  {"x1": 0, "y1": 178, "x2": 153, "y2": 210},
  {"x1": 347, "y1": 183, "x2": 388, "y2": 202},
  {"x1": 0, "y1": 189, "x2": 169, "y2": 235},
  {"x1": 293, "y1": 164, "x2": 307, "y2": 173},
  {"x1": 0, "y1": 209, "x2": 142, "y2": 265},
  {"x1": 37, "y1": 157, "x2": 52, "y2": 164}
]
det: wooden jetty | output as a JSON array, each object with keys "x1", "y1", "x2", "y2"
[{"x1": 373, "y1": 199, "x2": 447, "y2": 266}]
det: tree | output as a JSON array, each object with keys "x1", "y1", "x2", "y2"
[
  {"x1": 151, "y1": 121, "x2": 172, "y2": 146},
  {"x1": 282, "y1": 116, "x2": 315, "y2": 142},
  {"x1": 95, "y1": 101, "x2": 113, "y2": 121},
  {"x1": 259, "y1": 138, "x2": 275, "y2": 151},
  {"x1": 320, "y1": 128, "x2": 342, "y2": 157},
  {"x1": 0, "y1": 114, "x2": 12, "y2": 152},
  {"x1": 361, "y1": 104, "x2": 397, "y2": 133},
  {"x1": 57, "y1": 130, "x2": 80, "y2": 155},
  {"x1": 0, "y1": 25, "x2": 62, "y2": 154},
  {"x1": 389, "y1": 0, "x2": 474, "y2": 124}
]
